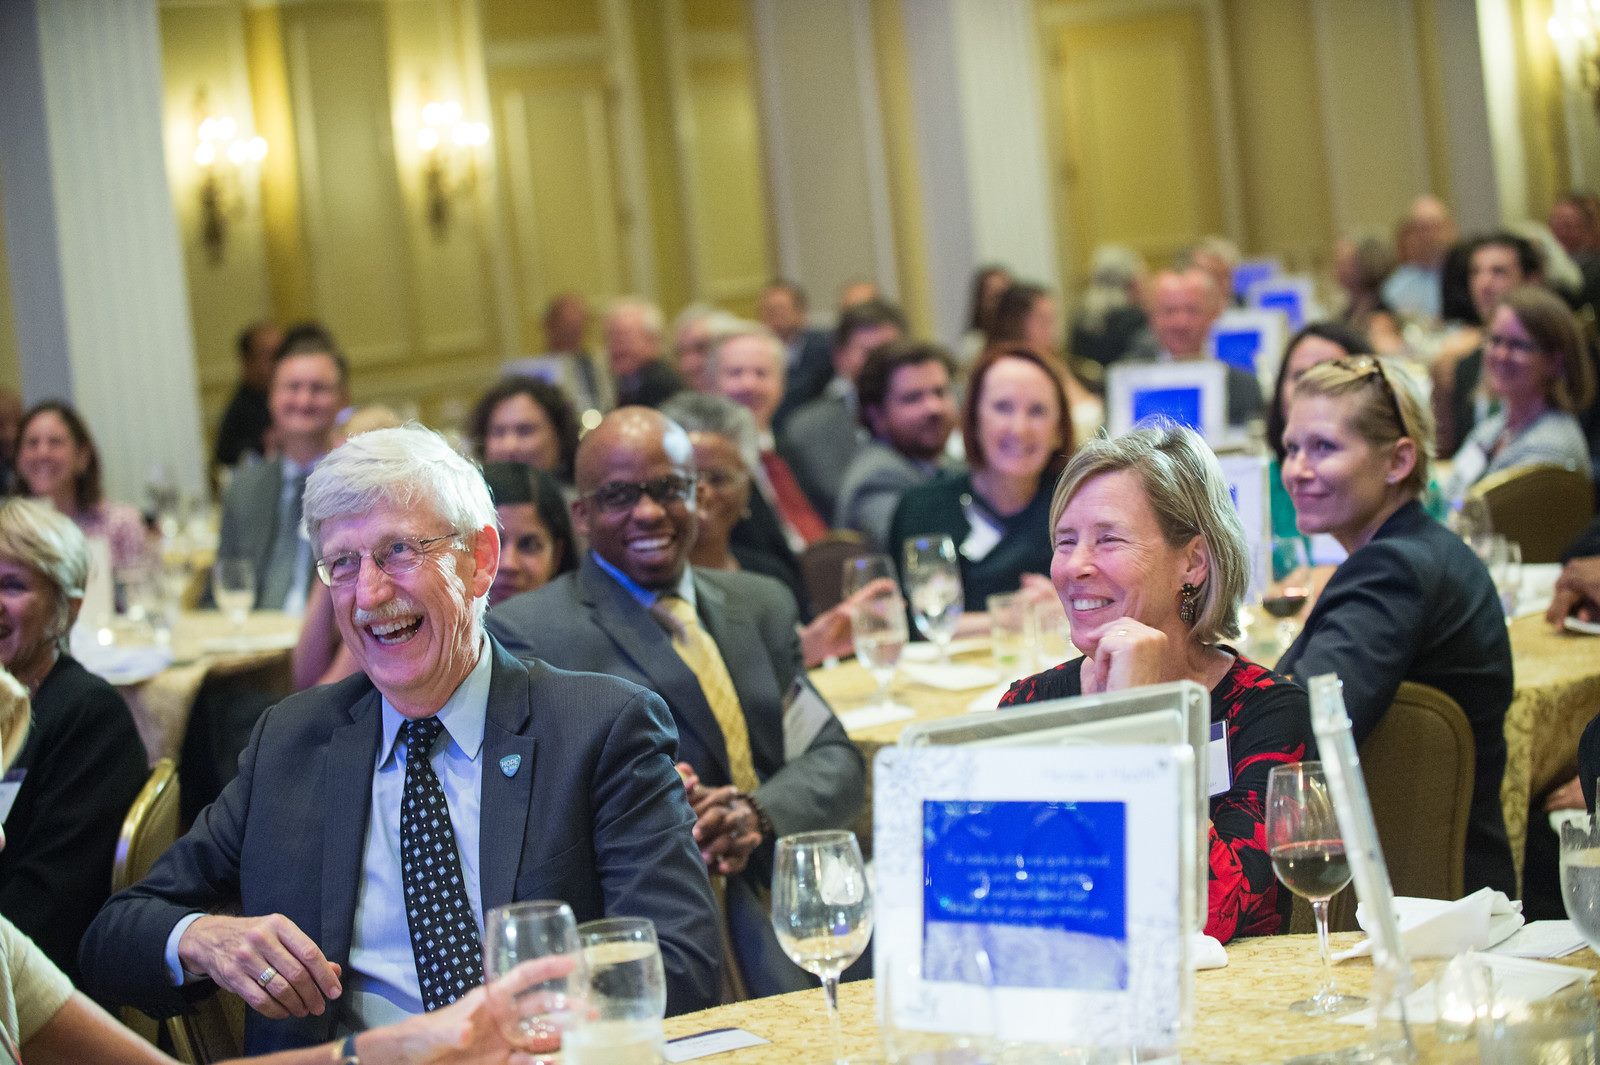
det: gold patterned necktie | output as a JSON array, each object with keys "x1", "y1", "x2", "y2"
[{"x1": 651, "y1": 594, "x2": 760, "y2": 794}]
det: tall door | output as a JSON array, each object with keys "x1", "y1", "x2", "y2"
[
  {"x1": 490, "y1": 60, "x2": 632, "y2": 352},
  {"x1": 1046, "y1": 6, "x2": 1226, "y2": 288}
]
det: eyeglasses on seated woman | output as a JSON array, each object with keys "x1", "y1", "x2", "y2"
[{"x1": 998, "y1": 421, "x2": 1313, "y2": 945}]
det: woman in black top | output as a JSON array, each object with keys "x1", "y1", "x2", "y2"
[
  {"x1": 1278, "y1": 356, "x2": 1515, "y2": 895},
  {"x1": 0, "y1": 499, "x2": 145, "y2": 982},
  {"x1": 1001, "y1": 422, "x2": 1311, "y2": 943},
  {"x1": 888, "y1": 346, "x2": 1073, "y2": 618}
]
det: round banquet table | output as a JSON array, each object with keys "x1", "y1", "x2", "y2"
[{"x1": 663, "y1": 933, "x2": 1599, "y2": 1064}]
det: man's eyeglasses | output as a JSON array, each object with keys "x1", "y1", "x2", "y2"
[
  {"x1": 1346, "y1": 356, "x2": 1410, "y2": 440},
  {"x1": 316, "y1": 531, "x2": 460, "y2": 586},
  {"x1": 585, "y1": 475, "x2": 696, "y2": 514}
]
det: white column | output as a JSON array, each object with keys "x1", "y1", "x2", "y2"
[
  {"x1": 0, "y1": 0, "x2": 207, "y2": 503},
  {"x1": 750, "y1": 0, "x2": 900, "y2": 320},
  {"x1": 902, "y1": 0, "x2": 1060, "y2": 347}
]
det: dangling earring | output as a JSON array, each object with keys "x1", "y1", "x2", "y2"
[{"x1": 1179, "y1": 582, "x2": 1200, "y2": 626}]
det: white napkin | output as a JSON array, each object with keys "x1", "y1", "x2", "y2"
[
  {"x1": 1336, "y1": 952, "x2": 1591, "y2": 1026},
  {"x1": 901, "y1": 638, "x2": 987, "y2": 662},
  {"x1": 899, "y1": 661, "x2": 999, "y2": 692},
  {"x1": 1333, "y1": 888, "x2": 1523, "y2": 962},
  {"x1": 1191, "y1": 932, "x2": 1227, "y2": 970},
  {"x1": 70, "y1": 637, "x2": 174, "y2": 687},
  {"x1": 836, "y1": 702, "x2": 918, "y2": 731}
]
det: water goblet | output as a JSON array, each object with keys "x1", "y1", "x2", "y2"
[
  {"x1": 850, "y1": 592, "x2": 907, "y2": 716},
  {"x1": 903, "y1": 535, "x2": 963, "y2": 664},
  {"x1": 483, "y1": 900, "x2": 583, "y2": 1063},
  {"x1": 212, "y1": 558, "x2": 255, "y2": 632},
  {"x1": 841, "y1": 553, "x2": 895, "y2": 599}
]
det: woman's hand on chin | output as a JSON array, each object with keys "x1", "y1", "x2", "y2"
[{"x1": 1080, "y1": 618, "x2": 1168, "y2": 694}]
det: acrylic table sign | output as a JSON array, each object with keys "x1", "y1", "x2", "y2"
[{"x1": 874, "y1": 744, "x2": 1193, "y2": 1052}]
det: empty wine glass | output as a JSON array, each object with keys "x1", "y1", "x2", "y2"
[
  {"x1": 849, "y1": 592, "x2": 907, "y2": 715},
  {"x1": 483, "y1": 900, "x2": 583, "y2": 1063},
  {"x1": 771, "y1": 830, "x2": 874, "y2": 1065},
  {"x1": 1264, "y1": 536, "x2": 1314, "y2": 649},
  {"x1": 903, "y1": 535, "x2": 964, "y2": 664},
  {"x1": 212, "y1": 558, "x2": 255, "y2": 632},
  {"x1": 1266, "y1": 762, "x2": 1365, "y2": 1016},
  {"x1": 841, "y1": 553, "x2": 895, "y2": 599}
]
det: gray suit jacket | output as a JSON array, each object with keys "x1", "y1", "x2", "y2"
[
  {"x1": 486, "y1": 560, "x2": 866, "y2": 994},
  {"x1": 835, "y1": 441, "x2": 947, "y2": 552},
  {"x1": 779, "y1": 388, "x2": 868, "y2": 522},
  {"x1": 214, "y1": 458, "x2": 303, "y2": 605},
  {"x1": 78, "y1": 638, "x2": 720, "y2": 1051}
]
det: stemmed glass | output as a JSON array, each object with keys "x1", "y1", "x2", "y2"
[
  {"x1": 483, "y1": 900, "x2": 583, "y2": 1063},
  {"x1": 841, "y1": 554, "x2": 895, "y2": 599},
  {"x1": 1559, "y1": 812, "x2": 1600, "y2": 955},
  {"x1": 1266, "y1": 762, "x2": 1365, "y2": 1016},
  {"x1": 1264, "y1": 536, "x2": 1314, "y2": 649},
  {"x1": 771, "y1": 830, "x2": 874, "y2": 1065},
  {"x1": 903, "y1": 535, "x2": 964, "y2": 664},
  {"x1": 849, "y1": 591, "x2": 907, "y2": 715},
  {"x1": 212, "y1": 558, "x2": 255, "y2": 633}
]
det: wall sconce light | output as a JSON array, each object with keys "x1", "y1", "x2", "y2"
[
  {"x1": 416, "y1": 92, "x2": 490, "y2": 236},
  {"x1": 191, "y1": 90, "x2": 267, "y2": 264},
  {"x1": 1549, "y1": 0, "x2": 1600, "y2": 117}
]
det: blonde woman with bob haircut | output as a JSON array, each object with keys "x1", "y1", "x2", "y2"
[
  {"x1": 1000, "y1": 421, "x2": 1313, "y2": 944},
  {"x1": 1278, "y1": 356, "x2": 1515, "y2": 896}
]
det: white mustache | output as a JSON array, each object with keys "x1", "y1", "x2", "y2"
[{"x1": 353, "y1": 597, "x2": 422, "y2": 626}]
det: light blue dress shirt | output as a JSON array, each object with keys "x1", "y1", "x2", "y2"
[
  {"x1": 590, "y1": 550, "x2": 695, "y2": 611},
  {"x1": 163, "y1": 636, "x2": 494, "y2": 1036}
]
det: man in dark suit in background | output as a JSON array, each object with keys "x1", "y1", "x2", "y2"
[
  {"x1": 80, "y1": 425, "x2": 719, "y2": 1053},
  {"x1": 213, "y1": 320, "x2": 283, "y2": 470},
  {"x1": 213, "y1": 324, "x2": 346, "y2": 614},
  {"x1": 762, "y1": 280, "x2": 834, "y2": 429},
  {"x1": 488, "y1": 407, "x2": 865, "y2": 997},
  {"x1": 606, "y1": 297, "x2": 685, "y2": 410}
]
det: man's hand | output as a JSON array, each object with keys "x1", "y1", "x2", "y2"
[
  {"x1": 687, "y1": 784, "x2": 764, "y2": 876},
  {"x1": 358, "y1": 956, "x2": 576, "y2": 1064},
  {"x1": 1545, "y1": 775, "x2": 1588, "y2": 813},
  {"x1": 177, "y1": 913, "x2": 342, "y2": 1020},
  {"x1": 1548, "y1": 557, "x2": 1600, "y2": 625}
]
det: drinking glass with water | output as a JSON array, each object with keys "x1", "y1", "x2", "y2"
[
  {"x1": 903, "y1": 535, "x2": 963, "y2": 664},
  {"x1": 566, "y1": 917, "x2": 668, "y2": 1065}
]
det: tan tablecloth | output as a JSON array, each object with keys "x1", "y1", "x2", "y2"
[
  {"x1": 815, "y1": 614, "x2": 1600, "y2": 879},
  {"x1": 115, "y1": 610, "x2": 301, "y2": 765},
  {"x1": 664, "y1": 933, "x2": 1599, "y2": 1064}
]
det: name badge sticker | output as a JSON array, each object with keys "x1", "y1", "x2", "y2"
[
  {"x1": 959, "y1": 500, "x2": 1003, "y2": 562},
  {"x1": 1207, "y1": 721, "x2": 1231, "y2": 797}
]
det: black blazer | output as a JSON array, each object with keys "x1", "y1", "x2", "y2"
[
  {"x1": 0, "y1": 655, "x2": 146, "y2": 984},
  {"x1": 1277, "y1": 500, "x2": 1515, "y2": 895},
  {"x1": 774, "y1": 328, "x2": 834, "y2": 430},
  {"x1": 78, "y1": 638, "x2": 720, "y2": 1052},
  {"x1": 729, "y1": 490, "x2": 807, "y2": 616},
  {"x1": 1581, "y1": 713, "x2": 1600, "y2": 811},
  {"x1": 616, "y1": 359, "x2": 685, "y2": 409}
]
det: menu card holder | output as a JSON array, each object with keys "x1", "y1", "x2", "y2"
[
  {"x1": 1308, "y1": 673, "x2": 1417, "y2": 1059},
  {"x1": 874, "y1": 744, "x2": 1194, "y2": 1059}
]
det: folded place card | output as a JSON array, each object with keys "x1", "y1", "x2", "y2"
[
  {"x1": 1487, "y1": 920, "x2": 1591, "y2": 959},
  {"x1": 874, "y1": 744, "x2": 1192, "y2": 1049},
  {"x1": 663, "y1": 1028, "x2": 769, "y2": 1062}
]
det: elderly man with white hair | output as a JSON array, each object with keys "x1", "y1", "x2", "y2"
[
  {"x1": 606, "y1": 296, "x2": 685, "y2": 409},
  {"x1": 80, "y1": 425, "x2": 720, "y2": 1055}
]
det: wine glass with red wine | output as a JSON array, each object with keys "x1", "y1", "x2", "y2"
[
  {"x1": 1264, "y1": 536, "x2": 1314, "y2": 649},
  {"x1": 1266, "y1": 761, "x2": 1365, "y2": 1016}
]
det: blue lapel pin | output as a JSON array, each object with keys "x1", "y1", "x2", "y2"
[{"x1": 499, "y1": 754, "x2": 521, "y2": 778}]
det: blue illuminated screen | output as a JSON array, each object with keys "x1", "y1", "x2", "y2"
[
  {"x1": 1131, "y1": 386, "x2": 1203, "y2": 431},
  {"x1": 1213, "y1": 329, "x2": 1263, "y2": 374}
]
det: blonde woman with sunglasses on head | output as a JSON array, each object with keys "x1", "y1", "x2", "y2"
[{"x1": 1277, "y1": 356, "x2": 1515, "y2": 897}]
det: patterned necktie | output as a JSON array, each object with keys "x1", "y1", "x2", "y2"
[
  {"x1": 399, "y1": 717, "x2": 482, "y2": 1011},
  {"x1": 651, "y1": 595, "x2": 760, "y2": 794}
]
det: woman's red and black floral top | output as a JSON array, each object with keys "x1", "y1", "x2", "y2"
[{"x1": 999, "y1": 652, "x2": 1313, "y2": 943}]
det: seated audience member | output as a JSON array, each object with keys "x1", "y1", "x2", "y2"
[
  {"x1": 712, "y1": 323, "x2": 829, "y2": 552},
  {"x1": 1264, "y1": 323, "x2": 1374, "y2": 541},
  {"x1": 1431, "y1": 233, "x2": 1543, "y2": 457},
  {"x1": 1278, "y1": 357, "x2": 1516, "y2": 895},
  {"x1": 487, "y1": 408, "x2": 864, "y2": 997},
  {"x1": 332, "y1": 405, "x2": 401, "y2": 449},
  {"x1": 16, "y1": 401, "x2": 149, "y2": 572},
  {"x1": 291, "y1": 456, "x2": 577, "y2": 690},
  {"x1": 1069, "y1": 245, "x2": 1148, "y2": 373},
  {"x1": 659, "y1": 392, "x2": 805, "y2": 608},
  {"x1": 761, "y1": 281, "x2": 833, "y2": 427},
  {"x1": 1178, "y1": 235, "x2": 1244, "y2": 310},
  {"x1": 780, "y1": 299, "x2": 906, "y2": 520},
  {"x1": 0, "y1": 665, "x2": 589, "y2": 1065},
  {"x1": 1001, "y1": 423, "x2": 1311, "y2": 943},
  {"x1": 673, "y1": 304, "x2": 738, "y2": 395},
  {"x1": 215, "y1": 323, "x2": 347, "y2": 613},
  {"x1": 81, "y1": 425, "x2": 719, "y2": 1052},
  {"x1": 986, "y1": 281, "x2": 1104, "y2": 443},
  {"x1": 836, "y1": 341, "x2": 960, "y2": 551},
  {"x1": 1128, "y1": 269, "x2": 1264, "y2": 427},
  {"x1": 501, "y1": 292, "x2": 603, "y2": 419},
  {"x1": 957, "y1": 263, "x2": 1013, "y2": 366},
  {"x1": 0, "y1": 500, "x2": 145, "y2": 984},
  {"x1": 1445, "y1": 285, "x2": 1595, "y2": 501},
  {"x1": 468, "y1": 375, "x2": 582, "y2": 487},
  {"x1": 889, "y1": 347, "x2": 1073, "y2": 616},
  {"x1": 606, "y1": 297, "x2": 685, "y2": 409},
  {"x1": 1332, "y1": 234, "x2": 1404, "y2": 354},
  {"x1": 1383, "y1": 194, "x2": 1456, "y2": 322},
  {"x1": 0, "y1": 387, "x2": 21, "y2": 495},
  {"x1": 1551, "y1": 192, "x2": 1600, "y2": 317},
  {"x1": 214, "y1": 320, "x2": 283, "y2": 469}
]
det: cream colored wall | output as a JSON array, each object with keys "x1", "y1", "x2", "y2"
[{"x1": 0, "y1": 173, "x2": 20, "y2": 393}]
